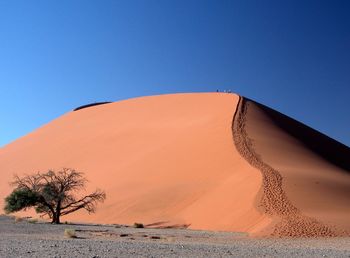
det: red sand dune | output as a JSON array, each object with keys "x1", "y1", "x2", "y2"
[{"x1": 0, "y1": 93, "x2": 349, "y2": 237}]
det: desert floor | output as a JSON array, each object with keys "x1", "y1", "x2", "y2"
[{"x1": 0, "y1": 216, "x2": 349, "y2": 258}]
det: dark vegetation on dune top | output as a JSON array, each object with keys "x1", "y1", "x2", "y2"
[{"x1": 73, "y1": 102, "x2": 112, "y2": 111}]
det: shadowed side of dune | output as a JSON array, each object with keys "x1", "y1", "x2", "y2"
[
  {"x1": 232, "y1": 96, "x2": 350, "y2": 237},
  {"x1": 250, "y1": 99, "x2": 350, "y2": 172}
]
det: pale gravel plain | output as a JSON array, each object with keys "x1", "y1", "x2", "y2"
[{"x1": 0, "y1": 216, "x2": 349, "y2": 258}]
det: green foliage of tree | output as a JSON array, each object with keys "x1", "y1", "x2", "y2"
[
  {"x1": 4, "y1": 189, "x2": 40, "y2": 213},
  {"x1": 4, "y1": 168, "x2": 106, "y2": 224}
]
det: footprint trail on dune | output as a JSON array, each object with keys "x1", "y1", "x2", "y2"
[{"x1": 232, "y1": 96, "x2": 346, "y2": 237}]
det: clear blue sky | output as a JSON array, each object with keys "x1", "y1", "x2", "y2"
[{"x1": 0, "y1": 0, "x2": 349, "y2": 147}]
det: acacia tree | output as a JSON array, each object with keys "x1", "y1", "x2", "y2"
[{"x1": 4, "y1": 168, "x2": 106, "y2": 224}]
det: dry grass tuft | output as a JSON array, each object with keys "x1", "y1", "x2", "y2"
[
  {"x1": 27, "y1": 218, "x2": 38, "y2": 224},
  {"x1": 64, "y1": 228, "x2": 77, "y2": 238}
]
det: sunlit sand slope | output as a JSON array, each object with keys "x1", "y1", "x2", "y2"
[
  {"x1": 234, "y1": 97, "x2": 350, "y2": 237},
  {"x1": 0, "y1": 93, "x2": 267, "y2": 233}
]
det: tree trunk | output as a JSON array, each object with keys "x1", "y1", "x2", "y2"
[
  {"x1": 53, "y1": 200, "x2": 61, "y2": 224},
  {"x1": 52, "y1": 212, "x2": 60, "y2": 224},
  {"x1": 56, "y1": 214, "x2": 60, "y2": 224}
]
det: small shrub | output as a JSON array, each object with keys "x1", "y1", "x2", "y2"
[
  {"x1": 27, "y1": 218, "x2": 38, "y2": 224},
  {"x1": 134, "y1": 222, "x2": 144, "y2": 228},
  {"x1": 64, "y1": 228, "x2": 77, "y2": 238},
  {"x1": 14, "y1": 217, "x2": 23, "y2": 223}
]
